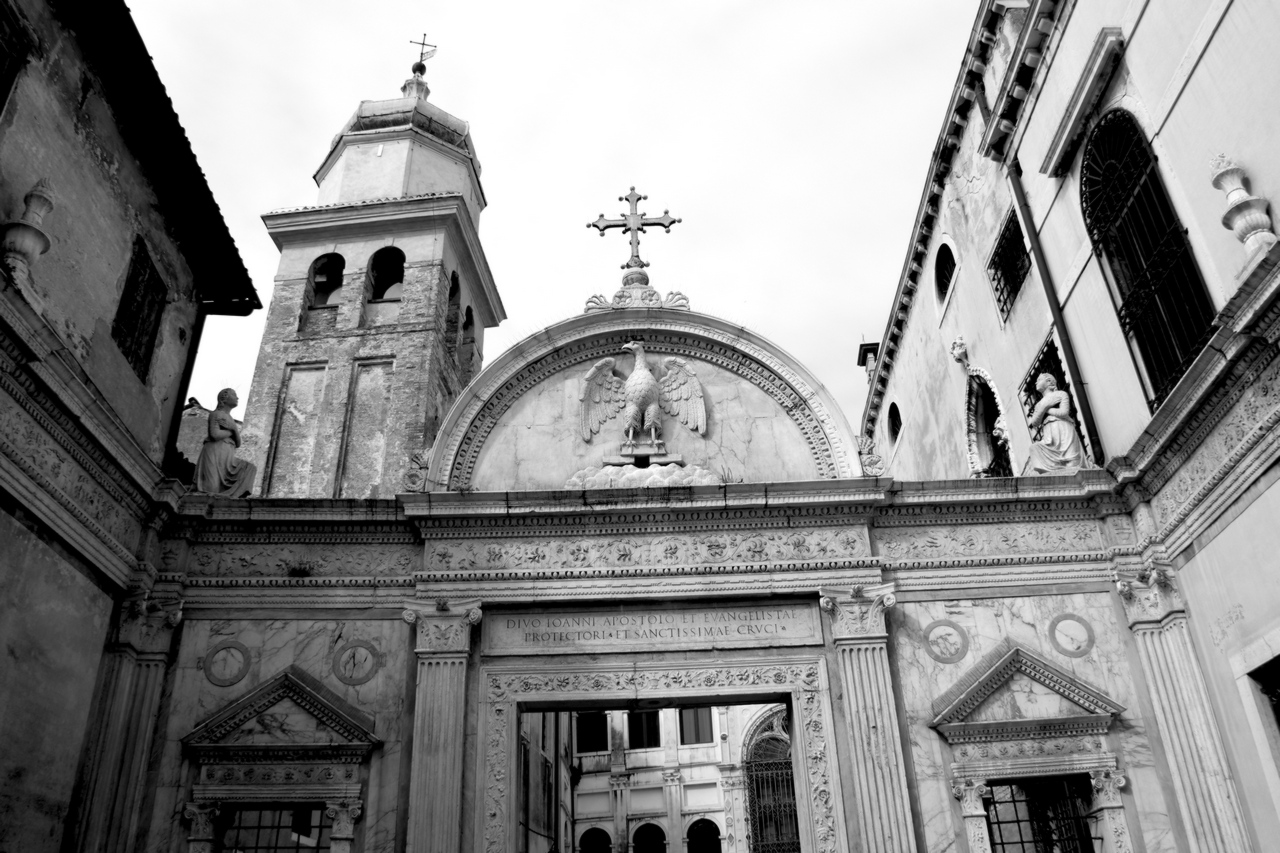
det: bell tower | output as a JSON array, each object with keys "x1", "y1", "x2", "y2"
[{"x1": 240, "y1": 58, "x2": 504, "y2": 498}]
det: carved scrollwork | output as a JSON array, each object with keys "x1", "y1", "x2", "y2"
[
  {"x1": 952, "y1": 778, "x2": 990, "y2": 816},
  {"x1": 820, "y1": 584, "x2": 896, "y2": 640},
  {"x1": 1089, "y1": 768, "x2": 1127, "y2": 808},
  {"x1": 183, "y1": 802, "x2": 220, "y2": 850},
  {"x1": 404, "y1": 605, "x2": 482, "y2": 653}
]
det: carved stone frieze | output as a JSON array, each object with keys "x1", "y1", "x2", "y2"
[
  {"x1": 954, "y1": 734, "x2": 1106, "y2": 763},
  {"x1": 1150, "y1": 344, "x2": 1280, "y2": 534},
  {"x1": 403, "y1": 605, "x2": 482, "y2": 653},
  {"x1": 187, "y1": 542, "x2": 418, "y2": 578},
  {"x1": 876, "y1": 520, "x2": 1101, "y2": 561},
  {"x1": 424, "y1": 526, "x2": 870, "y2": 578},
  {"x1": 198, "y1": 763, "x2": 359, "y2": 787}
]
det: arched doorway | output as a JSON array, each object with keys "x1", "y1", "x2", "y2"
[
  {"x1": 687, "y1": 818, "x2": 722, "y2": 853},
  {"x1": 633, "y1": 823, "x2": 666, "y2": 853},
  {"x1": 744, "y1": 709, "x2": 801, "y2": 853},
  {"x1": 580, "y1": 827, "x2": 613, "y2": 853}
]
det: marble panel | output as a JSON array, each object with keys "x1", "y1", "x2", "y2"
[
  {"x1": 148, "y1": 617, "x2": 411, "y2": 853},
  {"x1": 891, "y1": 593, "x2": 1178, "y2": 853}
]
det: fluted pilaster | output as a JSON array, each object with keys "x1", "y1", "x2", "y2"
[
  {"x1": 404, "y1": 604, "x2": 481, "y2": 853},
  {"x1": 820, "y1": 587, "x2": 917, "y2": 853},
  {"x1": 1120, "y1": 576, "x2": 1251, "y2": 852}
]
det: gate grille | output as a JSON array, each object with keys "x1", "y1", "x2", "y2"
[{"x1": 745, "y1": 757, "x2": 801, "y2": 853}]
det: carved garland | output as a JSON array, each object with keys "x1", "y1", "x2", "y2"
[
  {"x1": 438, "y1": 320, "x2": 853, "y2": 488},
  {"x1": 480, "y1": 662, "x2": 842, "y2": 853}
]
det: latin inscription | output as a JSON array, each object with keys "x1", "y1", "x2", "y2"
[{"x1": 484, "y1": 603, "x2": 820, "y2": 655}]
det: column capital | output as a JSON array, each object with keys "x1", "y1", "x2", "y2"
[
  {"x1": 326, "y1": 799, "x2": 363, "y2": 845},
  {"x1": 1114, "y1": 564, "x2": 1183, "y2": 628},
  {"x1": 1089, "y1": 768, "x2": 1127, "y2": 808},
  {"x1": 117, "y1": 594, "x2": 183, "y2": 655},
  {"x1": 820, "y1": 582, "x2": 897, "y2": 640},
  {"x1": 403, "y1": 600, "x2": 482, "y2": 653},
  {"x1": 662, "y1": 768, "x2": 682, "y2": 785},
  {"x1": 183, "y1": 802, "x2": 219, "y2": 852},
  {"x1": 952, "y1": 778, "x2": 989, "y2": 817}
]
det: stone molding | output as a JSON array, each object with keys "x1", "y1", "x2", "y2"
[
  {"x1": 1039, "y1": 27, "x2": 1125, "y2": 177},
  {"x1": 480, "y1": 659, "x2": 846, "y2": 853},
  {"x1": 403, "y1": 602, "x2": 481, "y2": 653},
  {"x1": 426, "y1": 310, "x2": 858, "y2": 489}
]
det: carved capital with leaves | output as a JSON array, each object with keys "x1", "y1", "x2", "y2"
[
  {"x1": 325, "y1": 799, "x2": 363, "y2": 840},
  {"x1": 952, "y1": 778, "x2": 990, "y2": 816},
  {"x1": 1089, "y1": 768, "x2": 1126, "y2": 808},
  {"x1": 184, "y1": 802, "x2": 220, "y2": 841},
  {"x1": 1114, "y1": 561, "x2": 1183, "y2": 629},
  {"x1": 820, "y1": 583, "x2": 897, "y2": 640},
  {"x1": 403, "y1": 602, "x2": 482, "y2": 654},
  {"x1": 117, "y1": 594, "x2": 183, "y2": 654}
]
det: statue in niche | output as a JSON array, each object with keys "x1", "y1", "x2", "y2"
[
  {"x1": 1027, "y1": 374, "x2": 1090, "y2": 473},
  {"x1": 194, "y1": 388, "x2": 257, "y2": 497}
]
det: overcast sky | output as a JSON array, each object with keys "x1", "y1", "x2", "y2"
[{"x1": 129, "y1": 0, "x2": 976, "y2": 429}]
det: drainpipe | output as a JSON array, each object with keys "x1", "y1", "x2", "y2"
[{"x1": 1007, "y1": 158, "x2": 1105, "y2": 465}]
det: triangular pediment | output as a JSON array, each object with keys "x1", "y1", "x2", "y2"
[
  {"x1": 184, "y1": 667, "x2": 380, "y2": 753},
  {"x1": 930, "y1": 641, "x2": 1123, "y2": 744}
]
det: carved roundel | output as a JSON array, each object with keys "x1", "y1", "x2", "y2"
[
  {"x1": 922, "y1": 619, "x2": 970, "y2": 664},
  {"x1": 203, "y1": 640, "x2": 251, "y2": 687},
  {"x1": 1048, "y1": 613, "x2": 1095, "y2": 658},
  {"x1": 332, "y1": 640, "x2": 381, "y2": 685}
]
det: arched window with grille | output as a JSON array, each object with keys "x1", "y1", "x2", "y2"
[
  {"x1": 743, "y1": 708, "x2": 800, "y2": 853},
  {"x1": 1080, "y1": 109, "x2": 1216, "y2": 409}
]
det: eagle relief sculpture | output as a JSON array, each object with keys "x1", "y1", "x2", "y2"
[{"x1": 579, "y1": 341, "x2": 706, "y2": 451}]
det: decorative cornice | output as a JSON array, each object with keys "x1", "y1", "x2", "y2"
[{"x1": 1039, "y1": 28, "x2": 1125, "y2": 177}]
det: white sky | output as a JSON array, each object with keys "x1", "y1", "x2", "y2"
[{"x1": 129, "y1": 0, "x2": 977, "y2": 428}]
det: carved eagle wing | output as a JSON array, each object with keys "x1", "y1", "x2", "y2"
[
  {"x1": 659, "y1": 357, "x2": 706, "y2": 435},
  {"x1": 579, "y1": 357, "x2": 625, "y2": 440}
]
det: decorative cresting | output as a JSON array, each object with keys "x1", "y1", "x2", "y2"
[
  {"x1": 584, "y1": 186, "x2": 690, "y2": 312},
  {"x1": 951, "y1": 336, "x2": 1012, "y2": 477},
  {"x1": 820, "y1": 586, "x2": 917, "y2": 853},
  {"x1": 425, "y1": 313, "x2": 857, "y2": 489},
  {"x1": 1211, "y1": 154, "x2": 1277, "y2": 257},
  {"x1": 180, "y1": 668, "x2": 378, "y2": 853},
  {"x1": 1114, "y1": 560, "x2": 1253, "y2": 852},
  {"x1": 402, "y1": 601, "x2": 481, "y2": 853},
  {"x1": 479, "y1": 660, "x2": 848, "y2": 853},
  {"x1": 934, "y1": 640, "x2": 1132, "y2": 853}
]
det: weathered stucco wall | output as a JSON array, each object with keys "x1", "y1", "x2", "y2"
[{"x1": 0, "y1": 508, "x2": 111, "y2": 849}]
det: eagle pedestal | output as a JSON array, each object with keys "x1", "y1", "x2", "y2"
[{"x1": 604, "y1": 442, "x2": 684, "y2": 467}]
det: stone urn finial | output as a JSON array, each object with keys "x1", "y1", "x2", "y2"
[
  {"x1": 950, "y1": 336, "x2": 969, "y2": 367},
  {"x1": 1211, "y1": 154, "x2": 1276, "y2": 258},
  {"x1": 1, "y1": 179, "x2": 56, "y2": 290}
]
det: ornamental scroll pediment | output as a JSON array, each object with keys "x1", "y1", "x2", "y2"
[{"x1": 930, "y1": 641, "x2": 1124, "y2": 745}]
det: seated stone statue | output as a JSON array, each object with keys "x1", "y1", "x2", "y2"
[
  {"x1": 1027, "y1": 374, "x2": 1090, "y2": 474},
  {"x1": 194, "y1": 388, "x2": 256, "y2": 497}
]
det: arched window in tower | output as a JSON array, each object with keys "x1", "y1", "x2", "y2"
[
  {"x1": 744, "y1": 708, "x2": 800, "y2": 853},
  {"x1": 459, "y1": 307, "x2": 477, "y2": 385},
  {"x1": 935, "y1": 243, "x2": 957, "y2": 303},
  {"x1": 308, "y1": 253, "x2": 345, "y2": 307},
  {"x1": 687, "y1": 819, "x2": 722, "y2": 853},
  {"x1": 445, "y1": 272, "x2": 461, "y2": 360},
  {"x1": 580, "y1": 828, "x2": 612, "y2": 853},
  {"x1": 368, "y1": 246, "x2": 406, "y2": 301},
  {"x1": 633, "y1": 823, "x2": 666, "y2": 853},
  {"x1": 1081, "y1": 109, "x2": 1215, "y2": 409}
]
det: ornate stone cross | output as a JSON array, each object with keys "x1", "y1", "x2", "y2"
[{"x1": 587, "y1": 187, "x2": 681, "y2": 269}]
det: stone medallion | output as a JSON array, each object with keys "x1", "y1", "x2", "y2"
[
  {"x1": 203, "y1": 640, "x2": 251, "y2": 687},
  {"x1": 332, "y1": 639, "x2": 381, "y2": 685},
  {"x1": 1048, "y1": 613, "x2": 1095, "y2": 657},
  {"x1": 922, "y1": 619, "x2": 969, "y2": 664}
]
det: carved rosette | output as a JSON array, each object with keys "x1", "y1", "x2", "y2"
[
  {"x1": 820, "y1": 586, "x2": 896, "y2": 641},
  {"x1": 1211, "y1": 154, "x2": 1277, "y2": 256},
  {"x1": 403, "y1": 605, "x2": 482, "y2": 654}
]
